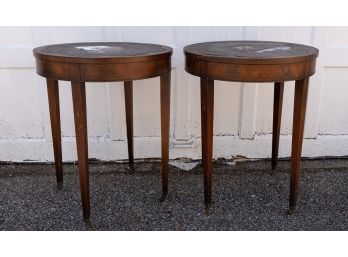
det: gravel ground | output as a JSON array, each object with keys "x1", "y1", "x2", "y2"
[{"x1": 0, "y1": 159, "x2": 347, "y2": 231}]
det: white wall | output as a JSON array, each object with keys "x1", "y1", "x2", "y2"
[{"x1": 1, "y1": 26, "x2": 348, "y2": 162}]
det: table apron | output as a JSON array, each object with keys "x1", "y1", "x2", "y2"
[
  {"x1": 35, "y1": 58, "x2": 171, "y2": 82},
  {"x1": 185, "y1": 58, "x2": 316, "y2": 82}
]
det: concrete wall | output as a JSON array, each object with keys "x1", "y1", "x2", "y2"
[{"x1": 1, "y1": 26, "x2": 348, "y2": 162}]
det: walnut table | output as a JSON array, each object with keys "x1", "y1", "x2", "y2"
[
  {"x1": 33, "y1": 42, "x2": 172, "y2": 219},
  {"x1": 184, "y1": 41, "x2": 319, "y2": 212}
]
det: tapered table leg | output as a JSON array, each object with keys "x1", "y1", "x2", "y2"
[
  {"x1": 289, "y1": 78, "x2": 309, "y2": 212},
  {"x1": 71, "y1": 81, "x2": 90, "y2": 219},
  {"x1": 200, "y1": 78, "x2": 214, "y2": 206},
  {"x1": 124, "y1": 81, "x2": 134, "y2": 164},
  {"x1": 46, "y1": 78, "x2": 63, "y2": 183},
  {"x1": 272, "y1": 81, "x2": 284, "y2": 170},
  {"x1": 160, "y1": 72, "x2": 171, "y2": 200}
]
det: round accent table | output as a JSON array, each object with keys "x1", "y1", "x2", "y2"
[
  {"x1": 33, "y1": 42, "x2": 172, "y2": 219},
  {"x1": 184, "y1": 41, "x2": 319, "y2": 212}
]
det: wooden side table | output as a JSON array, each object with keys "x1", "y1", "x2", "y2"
[
  {"x1": 184, "y1": 41, "x2": 319, "y2": 212},
  {"x1": 33, "y1": 42, "x2": 172, "y2": 219}
]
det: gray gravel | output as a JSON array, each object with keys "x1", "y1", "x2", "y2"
[{"x1": 0, "y1": 159, "x2": 347, "y2": 230}]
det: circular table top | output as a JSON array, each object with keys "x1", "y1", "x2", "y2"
[
  {"x1": 33, "y1": 42, "x2": 173, "y2": 64},
  {"x1": 184, "y1": 41, "x2": 319, "y2": 64}
]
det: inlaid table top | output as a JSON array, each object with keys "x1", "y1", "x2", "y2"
[
  {"x1": 184, "y1": 41, "x2": 319, "y2": 82},
  {"x1": 184, "y1": 41, "x2": 319, "y2": 64},
  {"x1": 33, "y1": 42, "x2": 172, "y2": 63}
]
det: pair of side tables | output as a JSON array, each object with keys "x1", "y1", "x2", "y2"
[{"x1": 33, "y1": 41, "x2": 319, "y2": 219}]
